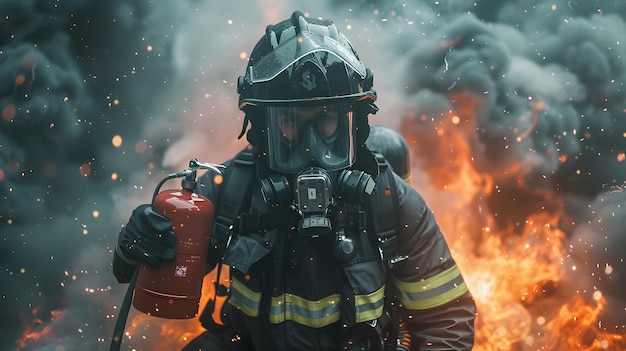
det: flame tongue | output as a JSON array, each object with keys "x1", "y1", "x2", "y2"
[
  {"x1": 402, "y1": 91, "x2": 625, "y2": 350},
  {"x1": 16, "y1": 308, "x2": 68, "y2": 349}
]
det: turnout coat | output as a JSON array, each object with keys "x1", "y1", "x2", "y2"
[{"x1": 191, "y1": 148, "x2": 476, "y2": 351}]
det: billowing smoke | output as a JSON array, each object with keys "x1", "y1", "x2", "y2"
[
  {"x1": 1, "y1": 0, "x2": 624, "y2": 350},
  {"x1": 387, "y1": 0, "x2": 626, "y2": 337},
  {"x1": 1, "y1": 1, "x2": 205, "y2": 349}
]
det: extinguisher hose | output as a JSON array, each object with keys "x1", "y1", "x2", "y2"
[
  {"x1": 152, "y1": 173, "x2": 182, "y2": 202},
  {"x1": 109, "y1": 172, "x2": 179, "y2": 351},
  {"x1": 109, "y1": 268, "x2": 139, "y2": 351}
]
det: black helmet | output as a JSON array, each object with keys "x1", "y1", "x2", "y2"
[
  {"x1": 366, "y1": 125, "x2": 411, "y2": 184},
  {"x1": 237, "y1": 11, "x2": 378, "y2": 173}
]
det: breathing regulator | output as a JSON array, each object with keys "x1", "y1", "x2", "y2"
[{"x1": 260, "y1": 167, "x2": 375, "y2": 260}]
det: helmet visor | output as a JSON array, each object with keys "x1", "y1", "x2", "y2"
[
  {"x1": 248, "y1": 31, "x2": 367, "y2": 84},
  {"x1": 266, "y1": 103, "x2": 355, "y2": 173}
]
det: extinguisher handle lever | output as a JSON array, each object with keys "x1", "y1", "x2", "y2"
[
  {"x1": 188, "y1": 158, "x2": 225, "y2": 174},
  {"x1": 165, "y1": 159, "x2": 225, "y2": 180},
  {"x1": 157, "y1": 159, "x2": 225, "y2": 201}
]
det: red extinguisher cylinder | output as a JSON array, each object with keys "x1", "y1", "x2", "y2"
[{"x1": 133, "y1": 188, "x2": 214, "y2": 319}]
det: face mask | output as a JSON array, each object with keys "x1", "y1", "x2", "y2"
[{"x1": 266, "y1": 103, "x2": 355, "y2": 173}]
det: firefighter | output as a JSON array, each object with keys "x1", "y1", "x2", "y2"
[{"x1": 113, "y1": 11, "x2": 476, "y2": 351}]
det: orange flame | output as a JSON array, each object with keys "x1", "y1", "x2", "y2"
[
  {"x1": 16, "y1": 307, "x2": 67, "y2": 350},
  {"x1": 540, "y1": 295, "x2": 625, "y2": 350},
  {"x1": 120, "y1": 267, "x2": 229, "y2": 350},
  {"x1": 402, "y1": 91, "x2": 624, "y2": 350}
]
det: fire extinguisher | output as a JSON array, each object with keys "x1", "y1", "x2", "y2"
[{"x1": 110, "y1": 159, "x2": 224, "y2": 351}]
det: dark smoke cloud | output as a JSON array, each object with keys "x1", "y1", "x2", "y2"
[
  {"x1": 1, "y1": 1, "x2": 191, "y2": 349},
  {"x1": 387, "y1": 0, "x2": 626, "y2": 330},
  {"x1": 1, "y1": 0, "x2": 625, "y2": 350},
  {"x1": 400, "y1": 7, "x2": 626, "y2": 207}
]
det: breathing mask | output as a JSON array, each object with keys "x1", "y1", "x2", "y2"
[{"x1": 266, "y1": 103, "x2": 355, "y2": 174}]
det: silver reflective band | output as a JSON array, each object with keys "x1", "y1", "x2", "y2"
[{"x1": 248, "y1": 31, "x2": 367, "y2": 84}]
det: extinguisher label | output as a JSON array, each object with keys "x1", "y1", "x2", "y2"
[{"x1": 175, "y1": 266, "x2": 188, "y2": 277}]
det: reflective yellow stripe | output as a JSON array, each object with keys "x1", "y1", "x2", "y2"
[
  {"x1": 229, "y1": 277, "x2": 261, "y2": 317},
  {"x1": 355, "y1": 284, "x2": 385, "y2": 323},
  {"x1": 269, "y1": 293, "x2": 341, "y2": 328},
  {"x1": 393, "y1": 265, "x2": 468, "y2": 310},
  {"x1": 231, "y1": 279, "x2": 388, "y2": 326}
]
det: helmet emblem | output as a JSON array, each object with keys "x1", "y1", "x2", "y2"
[{"x1": 300, "y1": 69, "x2": 318, "y2": 91}]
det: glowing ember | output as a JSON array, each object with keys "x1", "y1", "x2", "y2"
[
  {"x1": 2, "y1": 104, "x2": 16, "y2": 121},
  {"x1": 112, "y1": 135, "x2": 123, "y2": 148},
  {"x1": 79, "y1": 163, "x2": 92, "y2": 177}
]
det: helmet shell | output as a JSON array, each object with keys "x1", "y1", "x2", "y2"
[{"x1": 238, "y1": 11, "x2": 375, "y2": 108}]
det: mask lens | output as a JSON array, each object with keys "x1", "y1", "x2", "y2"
[
  {"x1": 316, "y1": 110, "x2": 340, "y2": 144},
  {"x1": 267, "y1": 103, "x2": 354, "y2": 173},
  {"x1": 276, "y1": 107, "x2": 340, "y2": 143}
]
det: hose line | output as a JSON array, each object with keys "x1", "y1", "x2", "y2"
[{"x1": 109, "y1": 268, "x2": 139, "y2": 351}]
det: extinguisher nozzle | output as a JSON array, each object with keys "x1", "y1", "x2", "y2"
[
  {"x1": 164, "y1": 159, "x2": 225, "y2": 182},
  {"x1": 168, "y1": 169, "x2": 193, "y2": 178}
]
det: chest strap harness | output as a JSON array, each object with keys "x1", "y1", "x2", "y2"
[
  {"x1": 207, "y1": 147, "x2": 408, "y2": 351},
  {"x1": 210, "y1": 147, "x2": 257, "y2": 257},
  {"x1": 369, "y1": 152, "x2": 408, "y2": 268},
  {"x1": 211, "y1": 148, "x2": 405, "y2": 267}
]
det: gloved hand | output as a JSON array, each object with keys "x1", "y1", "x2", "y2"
[{"x1": 117, "y1": 204, "x2": 176, "y2": 268}]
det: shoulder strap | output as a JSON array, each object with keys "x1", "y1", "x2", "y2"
[
  {"x1": 201, "y1": 146, "x2": 258, "y2": 329},
  {"x1": 369, "y1": 152, "x2": 408, "y2": 268},
  {"x1": 202, "y1": 146, "x2": 277, "y2": 330},
  {"x1": 210, "y1": 146, "x2": 257, "y2": 256}
]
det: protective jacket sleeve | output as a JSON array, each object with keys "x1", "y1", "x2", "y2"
[{"x1": 390, "y1": 175, "x2": 476, "y2": 350}]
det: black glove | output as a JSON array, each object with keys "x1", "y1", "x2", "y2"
[{"x1": 117, "y1": 204, "x2": 176, "y2": 268}]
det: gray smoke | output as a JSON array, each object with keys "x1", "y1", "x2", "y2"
[
  {"x1": 1, "y1": 1, "x2": 194, "y2": 349},
  {"x1": 1, "y1": 0, "x2": 624, "y2": 350},
  {"x1": 388, "y1": 0, "x2": 626, "y2": 338}
]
